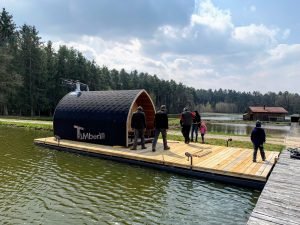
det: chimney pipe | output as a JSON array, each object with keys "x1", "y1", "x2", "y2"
[{"x1": 75, "y1": 81, "x2": 81, "y2": 92}]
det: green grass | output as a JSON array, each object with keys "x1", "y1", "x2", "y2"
[
  {"x1": 167, "y1": 134, "x2": 284, "y2": 152},
  {"x1": 0, "y1": 115, "x2": 53, "y2": 121},
  {"x1": 168, "y1": 114, "x2": 180, "y2": 118},
  {"x1": 0, "y1": 121, "x2": 53, "y2": 130},
  {"x1": 168, "y1": 117, "x2": 180, "y2": 128}
]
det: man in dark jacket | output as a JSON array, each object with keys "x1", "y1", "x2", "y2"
[
  {"x1": 152, "y1": 105, "x2": 170, "y2": 152},
  {"x1": 251, "y1": 120, "x2": 266, "y2": 162},
  {"x1": 180, "y1": 107, "x2": 193, "y2": 144},
  {"x1": 131, "y1": 106, "x2": 147, "y2": 150}
]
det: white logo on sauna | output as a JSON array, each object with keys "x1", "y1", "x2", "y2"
[{"x1": 73, "y1": 125, "x2": 105, "y2": 140}]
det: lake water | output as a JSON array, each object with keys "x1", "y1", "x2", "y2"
[
  {"x1": 201, "y1": 113, "x2": 243, "y2": 121},
  {"x1": 201, "y1": 113, "x2": 290, "y2": 137},
  {"x1": 207, "y1": 122, "x2": 290, "y2": 137},
  {"x1": 0, "y1": 127, "x2": 260, "y2": 224}
]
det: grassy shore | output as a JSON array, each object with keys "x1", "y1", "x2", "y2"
[
  {"x1": 0, "y1": 121, "x2": 52, "y2": 130},
  {"x1": 0, "y1": 115, "x2": 52, "y2": 121},
  {"x1": 0, "y1": 117, "x2": 285, "y2": 152}
]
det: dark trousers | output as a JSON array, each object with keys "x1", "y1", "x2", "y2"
[
  {"x1": 152, "y1": 128, "x2": 168, "y2": 150},
  {"x1": 191, "y1": 123, "x2": 199, "y2": 141},
  {"x1": 253, "y1": 144, "x2": 266, "y2": 161},
  {"x1": 182, "y1": 125, "x2": 191, "y2": 143},
  {"x1": 201, "y1": 133, "x2": 205, "y2": 143},
  {"x1": 132, "y1": 129, "x2": 145, "y2": 148}
]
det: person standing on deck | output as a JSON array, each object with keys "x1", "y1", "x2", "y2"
[
  {"x1": 152, "y1": 105, "x2": 170, "y2": 152},
  {"x1": 180, "y1": 107, "x2": 193, "y2": 144},
  {"x1": 250, "y1": 120, "x2": 266, "y2": 162},
  {"x1": 191, "y1": 110, "x2": 201, "y2": 142},
  {"x1": 131, "y1": 106, "x2": 147, "y2": 150}
]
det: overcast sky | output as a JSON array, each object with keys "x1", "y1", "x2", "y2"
[{"x1": 3, "y1": 0, "x2": 300, "y2": 93}]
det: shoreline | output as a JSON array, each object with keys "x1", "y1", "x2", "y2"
[{"x1": 0, "y1": 118, "x2": 285, "y2": 151}]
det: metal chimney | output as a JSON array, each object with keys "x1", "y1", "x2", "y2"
[{"x1": 75, "y1": 81, "x2": 81, "y2": 92}]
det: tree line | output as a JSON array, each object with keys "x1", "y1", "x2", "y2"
[{"x1": 1, "y1": 8, "x2": 300, "y2": 116}]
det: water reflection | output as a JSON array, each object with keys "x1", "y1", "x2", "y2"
[
  {"x1": 208, "y1": 122, "x2": 290, "y2": 137},
  {"x1": 200, "y1": 113, "x2": 290, "y2": 137},
  {"x1": 0, "y1": 127, "x2": 260, "y2": 224},
  {"x1": 201, "y1": 113, "x2": 243, "y2": 121}
]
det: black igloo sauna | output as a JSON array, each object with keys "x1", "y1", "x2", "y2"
[{"x1": 53, "y1": 89, "x2": 155, "y2": 147}]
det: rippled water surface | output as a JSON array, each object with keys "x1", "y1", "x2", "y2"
[
  {"x1": 208, "y1": 122, "x2": 290, "y2": 137},
  {"x1": 199, "y1": 113, "x2": 290, "y2": 137},
  {"x1": 201, "y1": 113, "x2": 243, "y2": 121},
  {"x1": 0, "y1": 127, "x2": 260, "y2": 224}
]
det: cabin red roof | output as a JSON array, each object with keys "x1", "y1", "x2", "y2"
[{"x1": 249, "y1": 106, "x2": 288, "y2": 114}]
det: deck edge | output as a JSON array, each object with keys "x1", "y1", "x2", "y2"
[{"x1": 34, "y1": 140, "x2": 265, "y2": 190}]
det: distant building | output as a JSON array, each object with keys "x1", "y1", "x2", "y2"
[
  {"x1": 290, "y1": 114, "x2": 300, "y2": 123},
  {"x1": 243, "y1": 106, "x2": 288, "y2": 121}
]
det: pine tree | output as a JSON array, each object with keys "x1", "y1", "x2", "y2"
[
  {"x1": 43, "y1": 41, "x2": 57, "y2": 115},
  {"x1": 17, "y1": 24, "x2": 43, "y2": 116},
  {"x1": 0, "y1": 8, "x2": 22, "y2": 115}
]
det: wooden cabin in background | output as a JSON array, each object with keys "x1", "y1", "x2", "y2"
[{"x1": 243, "y1": 106, "x2": 288, "y2": 121}]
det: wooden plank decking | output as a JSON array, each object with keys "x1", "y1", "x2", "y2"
[
  {"x1": 34, "y1": 137, "x2": 279, "y2": 187},
  {"x1": 247, "y1": 148, "x2": 300, "y2": 225},
  {"x1": 247, "y1": 129, "x2": 300, "y2": 224}
]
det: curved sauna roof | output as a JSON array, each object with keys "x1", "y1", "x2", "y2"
[{"x1": 53, "y1": 89, "x2": 155, "y2": 146}]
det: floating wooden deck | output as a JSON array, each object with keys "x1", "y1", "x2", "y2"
[
  {"x1": 247, "y1": 130, "x2": 300, "y2": 224},
  {"x1": 34, "y1": 137, "x2": 279, "y2": 189}
]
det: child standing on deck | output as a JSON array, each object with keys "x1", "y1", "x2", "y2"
[{"x1": 199, "y1": 121, "x2": 207, "y2": 144}]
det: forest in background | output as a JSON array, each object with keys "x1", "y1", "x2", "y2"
[{"x1": 1, "y1": 8, "x2": 300, "y2": 116}]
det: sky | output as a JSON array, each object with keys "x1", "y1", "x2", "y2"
[{"x1": 2, "y1": 0, "x2": 300, "y2": 93}]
